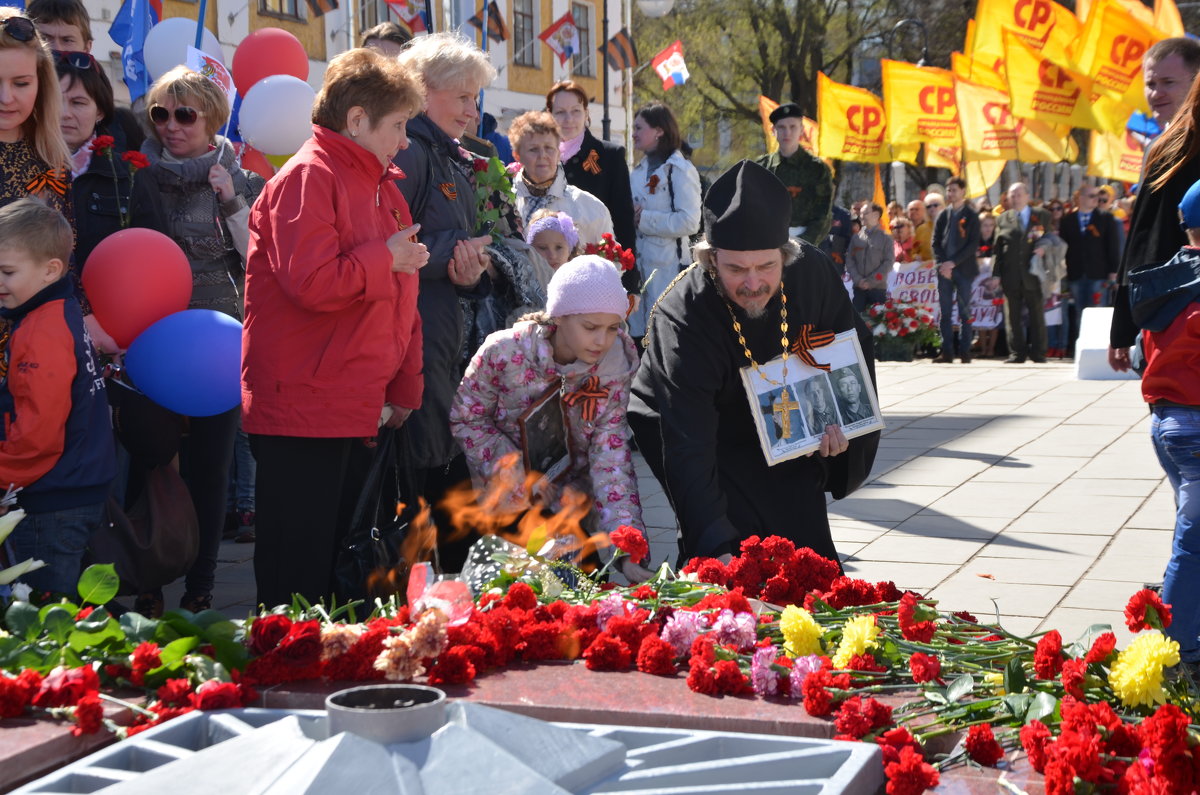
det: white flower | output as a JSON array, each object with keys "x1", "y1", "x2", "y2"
[
  {"x1": 10, "y1": 582, "x2": 31, "y2": 601},
  {"x1": 0, "y1": 508, "x2": 25, "y2": 545},
  {"x1": 0, "y1": 558, "x2": 46, "y2": 586}
]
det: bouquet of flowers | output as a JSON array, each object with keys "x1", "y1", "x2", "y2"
[
  {"x1": 90, "y1": 135, "x2": 149, "y2": 228},
  {"x1": 584, "y1": 233, "x2": 635, "y2": 272},
  {"x1": 865, "y1": 298, "x2": 940, "y2": 348},
  {"x1": 467, "y1": 154, "x2": 516, "y2": 240}
]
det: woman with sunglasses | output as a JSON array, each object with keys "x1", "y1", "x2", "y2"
[
  {"x1": 56, "y1": 50, "x2": 145, "y2": 287},
  {"x1": 0, "y1": 11, "x2": 69, "y2": 219},
  {"x1": 128, "y1": 65, "x2": 264, "y2": 616}
]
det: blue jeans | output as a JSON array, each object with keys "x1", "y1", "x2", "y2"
[
  {"x1": 938, "y1": 268, "x2": 975, "y2": 356},
  {"x1": 3, "y1": 502, "x2": 106, "y2": 595},
  {"x1": 1069, "y1": 278, "x2": 1108, "y2": 348},
  {"x1": 227, "y1": 421, "x2": 256, "y2": 513},
  {"x1": 1150, "y1": 406, "x2": 1200, "y2": 663}
]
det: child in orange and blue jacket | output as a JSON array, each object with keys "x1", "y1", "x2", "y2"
[{"x1": 0, "y1": 199, "x2": 115, "y2": 594}]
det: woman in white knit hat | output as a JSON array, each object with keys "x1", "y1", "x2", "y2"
[{"x1": 450, "y1": 255, "x2": 652, "y2": 582}]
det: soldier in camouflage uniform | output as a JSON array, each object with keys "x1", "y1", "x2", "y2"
[{"x1": 754, "y1": 103, "x2": 834, "y2": 247}]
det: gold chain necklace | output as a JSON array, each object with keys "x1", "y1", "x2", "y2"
[{"x1": 725, "y1": 284, "x2": 790, "y2": 386}]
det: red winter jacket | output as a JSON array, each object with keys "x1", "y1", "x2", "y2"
[{"x1": 242, "y1": 125, "x2": 422, "y2": 438}]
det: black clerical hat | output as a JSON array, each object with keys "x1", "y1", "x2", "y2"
[
  {"x1": 703, "y1": 160, "x2": 790, "y2": 250},
  {"x1": 768, "y1": 103, "x2": 803, "y2": 125}
]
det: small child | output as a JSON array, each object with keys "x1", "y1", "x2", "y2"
[
  {"x1": 0, "y1": 199, "x2": 116, "y2": 594},
  {"x1": 450, "y1": 255, "x2": 651, "y2": 582},
  {"x1": 525, "y1": 209, "x2": 581, "y2": 271},
  {"x1": 1129, "y1": 178, "x2": 1200, "y2": 677}
]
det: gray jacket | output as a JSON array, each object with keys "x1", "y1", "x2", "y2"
[
  {"x1": 847, "y1": 226, "x2": 894, "y2": 284},
  {"x1": 393, "y1": 114, "x2": 491, "y2": 469}
]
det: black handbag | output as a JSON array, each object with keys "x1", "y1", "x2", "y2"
[{"x1": 334, "y1": 428, "x2": 410, "y2": 601}]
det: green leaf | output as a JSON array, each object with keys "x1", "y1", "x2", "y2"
[
  {"x1": 925, "y1": 690, "x2": 948, "y2": 705},
  {"x1": 946, "y1": 673, "x2": 976, "y2": 703},
  {"x1": 42, "y1": 606, "x2": 74, "y2": 644},
  {"x1": 158, "y1": 636, "x2": 200, "y2": 667},
  {"x1": 120, "y1": 612, "x2": 158, "y2": 644},
  {"x1": 1026, "y1": 691, "x2": 1059, "y2": 724},
  {"x1": 1003, "y1": 656, "x2": 1027, "y2": 695},
  {"x1": 208, "y1": 637, "x2": 249, "y2": 673},
  {"x1": 1001, "y1": 693, "x2": 1032, "y2": 719},
  {"x1": 76, "y1": 608, "x2": 113, "y2": 632},
  {"x1": 67, "y1": 619, "x2": 125, "y2": 652},
  {"x1": 77, "y1": 563, "x2": 120, "y2": 605},
  {"x1": 5, "y1": 599, "x2": 39, "y2": 640}
]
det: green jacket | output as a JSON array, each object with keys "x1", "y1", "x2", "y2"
[{"x1": 754, "y1": 148, "x2": 834, "y2": 246}]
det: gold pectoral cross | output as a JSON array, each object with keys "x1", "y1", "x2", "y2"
[{"x1": 773, "y1": 388, "x2": 800, "y2": 438}]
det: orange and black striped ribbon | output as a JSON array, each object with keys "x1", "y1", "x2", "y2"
[
  {"x1": 790, "y1": 324, "x2": 836, "y2": 372},
  {"x1": 562, "y1": 376, "x2": 608, "y2": 423},
  {"x1": 26, "y1": 170, "x2": 68, "y2": 197}
]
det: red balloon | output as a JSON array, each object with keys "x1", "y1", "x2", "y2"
[
  {"x1": 82, "y1": 228, "x2": 192, "y2": 349},
  {"x1": 240, "y1": 145, "x2": 275, "y2": 181},
  {"x1": 232, "y1": 28, "x2": 309, "y2": 98}
]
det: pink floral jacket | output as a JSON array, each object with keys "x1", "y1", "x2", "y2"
[{"x1": 449, "y1": 320, "x2": 643, "y2": 536}]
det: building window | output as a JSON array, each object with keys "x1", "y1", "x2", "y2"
[
  {"x1": 513, "y1": 0, "x2": 538, "y2": 67},
  {"x1": 260, "y1": 0, "x2": 304, "y2": 20},
  {"x1": 571, "y1": 2, "x2": 593, "y2": 77},
  {"x1": 359, "y1": 0, "x2": 383, "y2": 30}
]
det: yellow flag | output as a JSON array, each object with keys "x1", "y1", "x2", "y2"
[
  {"x1": 882, "y1": 60, "x2": 960, "y2": 147},
  {"x1": 1004, "y1": 30, "x2": 1136, "y2": 134},
  {"x1": 965, "y1": 160, "x2": 1008, "y2": 199},
  {"x1": 758, "y1": 95, "x2": 780, "y2": 155},
  {"x1": 927, "y1": 144, "x2": 962, "y2": 175},
  {"x1": 973, "y1": 0, "x2": 1080, "y2": 65},
  {"x1": 1088, "y1": 129, "x2": 1145, "y2": 182},
  {"x1": 1154, "y1": 0, "x2": 1185, "y2": 37},
  {"x1": 965, "y1": 18, "x2": 976, "y2": 54},
  {"x1": 955, "y1": 78, "x2": 1021, "y2": 161},
  {"x1": 816, "y1": 72, "x2": 919, "y2": 164},
  {"x1": 873, "y1": 165, "x2": 890, "y2": 228},
  {"x1": 801, "y1": 117, "x2": 819, "y2": 155},
  {"x1": 952, "y1": 51, "x2": 1007, "y2": 93},
  {"x1": 1071, "y1": 0, "x2": 1164, "y2": 107}
]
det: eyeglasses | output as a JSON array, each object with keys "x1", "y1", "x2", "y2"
[
  {"x1": 1097, "y1": 196, "x2": 1111, "y2": 204},
  {"x1": 925, "y1": 203, "x2": 942, "y2": 210},
  {"x1": 149, "y1": 105, "x2": 203, "y2": 126},
  {"x1": 0, "y1": 16, "x2": 36, "y2": 43},
  {"x1": 53, "y1": 50, "x2": 98, "y2": 72}
]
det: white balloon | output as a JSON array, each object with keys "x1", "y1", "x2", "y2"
[
  {"x1": 238, "y1": 75, "x2": 315, "y2": 156},
  {"x1": 144, "y1": 18, "x2": 224, "y2": 82}
]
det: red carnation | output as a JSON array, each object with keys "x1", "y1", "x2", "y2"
[
  {"x1": 694, "y1": 559, "x2": 729, "y2": 587},
  {"x1": 71, "y1": 694, "x2": 105, "y2": 736},
  {"x1": 1033, "y1": 630, "x2": 1064, "y2": 679},
  {"x1": 33, "y1": 666, "x2": 100, "y2": 708},
  {"x1": 630, "y1": 585, "x2": 657, "y2": 600},
  {"x1": 1020, "y1": 720, "x2": 1053, "y2": 773},
  {"x1": 276, "y1": 620, "x2": 322, "y2": 666},
  {"x1": 964, "y1": 724, "x2": 1004, "y2": 767},
  {"x1": 91, "y1": 135, "x2": 115, "y2": 157},
  {"x1": 427, "y1": 646, "x2": 477, "y2": 685},
  {"x1": 248, "y1": 614, "x2": 292, "y2": 656},
  {"x1": 884, "y1": 745, "x2": 939, "y2": 795},
  {"x1": 129, "y1": 641, "x2": 162, "y2": 686},
  {"x1": 190, "y1": 680, "x2": 247, "y2": 710},
  {"x1": 504, "y1": 581, "x2": 539, "y2": 611},
  {"x1": 121, "y1": 150, "x2": 150, "y2": 170},
  {"x1": 1061, "y1": 658, "x2": 1087, "y2": 699},
  {"x1": 712, "y1": 659, "x2": 751, "y2": 694},
  {"x1": 156, "y1": 679, "x2": 192, "y2": 707},
  {"x1": 636, "y1": 634, "x2": 678, "y2": 676},
  {"x1": 611, "y1": 525, "x2": 649, "y2": 565},
  {"x1": 1084, "y1": 632, "x2": 1117, "y2": 664},
  {"x1": 0, "y1": 669, "x2": 40, "y2": 718},
  {"x1": 583, "y1": 631, "x2": 632, "y2": 671},
  {"x1": 897, "y1": 593, "x2": 937, "y2": 643},
  {"x1": 908, "y1": 652, "x2": 941, "y2": 684},
  {"x1": 834, "y1": 696, "x2": 893, "y2": 739},
  {"x1": 1124, "y1": 589, "x2": 1172, "y2": 632},
  {"x1": 801, "y1": 668, "x2": 838, "y2": 717},
  {"x1": 1042, "y1": 757, "x2": 1077, "y2": 795},
  {"x1": 517, "y1": 619, "x2": 568, "y2": 661},
  {"x1": 877, "y1": 727, "x2": 923, "y2": 766}
]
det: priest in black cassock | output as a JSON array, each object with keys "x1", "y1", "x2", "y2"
[{"x1": 628, "y1": 160, "x2": 880, "y2": 565}]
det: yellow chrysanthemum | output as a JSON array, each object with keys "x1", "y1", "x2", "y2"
[
  {"x1": 832, "y1": 614, "x2": 881, "y2": 669},
  {"x1": 780, "y1": 605, "x2": 824, "y2": 658},
  {"x1": 1109, "y1": 631, "x2": 1180, "y2": 708}
]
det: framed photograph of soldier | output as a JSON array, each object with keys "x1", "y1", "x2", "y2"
[
  {"x1": 738, "y1": 329, "x2": 884, "y2": 466},
  {"x1": 518, "y1": 384, "x2": 572, "y2": 487}
]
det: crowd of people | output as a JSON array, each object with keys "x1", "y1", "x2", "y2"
[{"x1": 0, "y1": 2, "x2": 1197, "y2": 668}]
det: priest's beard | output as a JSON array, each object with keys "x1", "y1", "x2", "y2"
[{"x1": 713, "y1": 275, "x2": 775, "y2": 319}]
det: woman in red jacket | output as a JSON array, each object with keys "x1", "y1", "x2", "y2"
[{"x1": 241, "y1": 49, "x2": 429, "y2": 607}]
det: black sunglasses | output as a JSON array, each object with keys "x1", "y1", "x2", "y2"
[
  {"x1": 53, "y1": 50, "x2": 97, "y2": 71},
  {"x1": 0, "y1": 16, "x2": 36, "y2": 43},
  {"x1": 149, "y1": 105, "x2": 202, "y2": 126}
]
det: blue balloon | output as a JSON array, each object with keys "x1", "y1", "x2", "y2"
[{"x1": 125, "y1": 310, "x2": 243, "y2": 417}]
